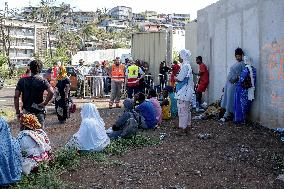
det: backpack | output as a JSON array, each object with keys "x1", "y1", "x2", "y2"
[
  {"x1": 121, "y1": 112, "x2": 138, "y2": 138},
  {"x1": 241, "y1": 72, "x2": 252, "y2": 89}
]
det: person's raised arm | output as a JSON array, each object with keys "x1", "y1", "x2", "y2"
[{"x1": 39, "y1": 86, "x2": 54, "y2": 107}]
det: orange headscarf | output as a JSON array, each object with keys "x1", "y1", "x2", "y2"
[
  {"x1": 20, "y1": 114, "x2": 42, "y2": 130},
  {"x1": 56, "y1": 66, "x2": 67, "y2": 80}
]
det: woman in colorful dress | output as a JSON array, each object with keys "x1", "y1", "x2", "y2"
[
  {"x1": 17, "y1": 114, "x2": 52, "y2": 175},
  {"x1": 0, "y1": 118, "x2": 22, "y2": 186},
  {"x1": 164, "y1": 86, "x2": 178, "y2": 117},
  {"x1": 175, "y1": 49, "x2": 194, "y2": 134},
  {"x1": 65, "y1": 103, "x2": 110, "y2": 151},
  {"x1": 55, "y1": 66, "x2": 71, "y2": 124},
  {"x1": 161, "y1": 89, "x2": 171, "y2": 120},
  {"x1": 234, "y1": 56, "x2": 256, "y2": 123}
]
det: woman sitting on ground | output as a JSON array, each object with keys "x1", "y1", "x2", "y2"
[
  {"x1": 65, "y1": 103, "x2": 110, "y2": 151},
  {"x1": 17, "y1": 114, "x2": 52, "y2": 175},
  {"x1": 108, "y1": 99, "x2": 141, "y2": 139},
  {"x1": 0, "y1": 118, "x2": 22, "y2": 186},
  {"x1": 134, "y1": 92, "x2": 157, "y2": 129}
]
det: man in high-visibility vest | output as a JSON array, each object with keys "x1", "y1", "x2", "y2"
[
  {"x1": 109, "y1": 57, "x2": 125, "y2": 109},
  {"x1": 126, "y1": 60, "x2": 145, "y2": 99}
]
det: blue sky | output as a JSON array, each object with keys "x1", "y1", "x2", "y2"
[{"x1": 1, "y1": 0, "x2": 218, "y2": 19}]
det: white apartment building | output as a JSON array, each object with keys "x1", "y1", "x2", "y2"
[
  {"x1": 72, "y1": 11, "x2": 98, "y2": 26},
  {"x1": 169, "y1": 13, "x2": 190, "y2": 23},
  {"x1": 108, "y1": 6, "x2": 132, "y2": 21},
  {"x1": 1, "y1": 19, "x2": 50, "y2": 65}
]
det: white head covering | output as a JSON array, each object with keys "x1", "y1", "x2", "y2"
[
  {"x1": 75, "y1": 103, "x2": 110, "y2": 151},
  {"x1": 179, "y1": 49, "x2": 193, "y2": 78},
  {"x1": 57, "y1": 61, "x2": 62, "y2": 67},
  {"x1": 244, "y1": 56, "x2": 255, "y2": 100},
  {"x1": 179, "y1": 49, "x2": 191, "y2": 64}
]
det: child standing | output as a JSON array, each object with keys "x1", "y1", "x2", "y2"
[
  {"x1": 164, "y1": 86, "x2": 178, "y2": 117},
  {"x1": 161, "y1": 90, "x2": 171, "y2": 120}
]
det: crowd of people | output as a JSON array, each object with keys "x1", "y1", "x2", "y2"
[{"x1": 0, "y1": 47, "x2": 257, "y2": 186}]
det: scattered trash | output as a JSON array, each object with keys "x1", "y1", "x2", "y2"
[
  {"x1": 275, "y1": 128, "x2": 284, "y2": 132},
  {"x1": 195, "y1": 107, "x2": 205, "y2": 113},
  {"x1": 201, "y1": 102, "x2": 208, "y2": 109},
  {"x1": 240, "y1": 147, "x2": 249, "y2": 153},
  {"x1": 159, "y1": 133, "x2": 167, "y2": 140},
  {"x1": 274, "y1": 128, "x2": 284, "y2": 142},
  {"x1": 193, "y1": 115, "x2": 203, "y2": 120},
  {"x1": 106, "y1": 127, "x2": 113, "y2": 134},
  {"x1": 194, "y1": 170, "x2": 202, "y2": 176},
  {"x1": 198, "y1": 133, "x2": 212, "y2": 140},
  {"x1": 219, "y1": 118, "x2": 226, "y2": 123},
  {"x1": 277, "y1": 174, "x2": 284, "y2": 182}
]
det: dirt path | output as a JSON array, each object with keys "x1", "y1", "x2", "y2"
[{"x1": 9, "y1": 100, "x2": 284, "y2": 188}]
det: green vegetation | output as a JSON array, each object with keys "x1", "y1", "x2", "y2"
[
  {"x1": 11, "y1": 135, "x2": 160, "y2": 189},
  {"x1": 173, "y1": 51, "x2": 179, "y2": 62},
  {"x1": 44, "y1": 47, "x2": 72, "y2": 68},
  {"x1": 0, "y1": 54, "x2": 9, "y2": 79},
  {"x1": 0, "y1": 109, "x2": 15, "y2": 121}
]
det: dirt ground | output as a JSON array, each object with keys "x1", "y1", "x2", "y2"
[{"x1": 9, "y1": 99, "x2": 284, "y2": 189}]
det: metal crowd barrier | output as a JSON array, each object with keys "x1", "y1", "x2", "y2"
[
  {"x1": 81, "y1": 74, "x2": 170, "y2": 98},
  {"x1": 82, "y1": 76, "x2": 127, "y2": 98}
]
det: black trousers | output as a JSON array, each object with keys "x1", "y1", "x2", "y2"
[{"x1": 196, "y1": 91, "x2": 202, "y2": 107}]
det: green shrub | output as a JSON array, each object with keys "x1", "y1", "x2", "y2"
[
  {"x1": 0, "y1": 109, "x2": 15, "y2": 121},
  {"x1": 53, "y1": 148, "x2": 79, "y2": 168},
  {"x1": 0, "y1": 54, "x2": 9, "y2": 79},
  {"x1": 104, "y1": 135, "x2": 160, "y2": 155},
  {"x1": 10, "y1": 134, "x2": 160, "y2": 188},
  {"x1": 12, "y1": 162, "x2": 65, "y2": 189}
]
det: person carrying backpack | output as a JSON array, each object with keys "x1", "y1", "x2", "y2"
[{"x1": 107, "y1": 99, "x2": 140, "y2": 139}]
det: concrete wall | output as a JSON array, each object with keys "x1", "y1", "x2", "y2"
[
  {"x1": 197, "y1": 0, "x2": 284, "y2": 129},
  {"x1": 131, "y1": 32, "x2": 172, "y2": 83},
  {"x1": 185, "y1": 21, "x2": 199, "y2": 82}
]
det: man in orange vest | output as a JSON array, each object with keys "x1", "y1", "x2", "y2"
[{"x1": 109, "y1": 57, "x2": 125, "y2": 109}]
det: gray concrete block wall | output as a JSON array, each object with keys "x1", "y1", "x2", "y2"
[
  {"x1": 185, "y1": 21, "x2": 199, "y2": 83},
  {"x1": 196, "y1": 0, "x2": 284, "y2": 129}
]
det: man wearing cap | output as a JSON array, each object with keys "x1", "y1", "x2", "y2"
[
  {"x1": 109, "y1": 57, "x2": 125, "y2": 109},
  {"x1": 75, "y1": 59, "x2": 88, "y2": 97}
]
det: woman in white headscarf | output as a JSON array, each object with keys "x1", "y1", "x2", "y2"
[
  {"x1": 65, "y1": 103, "x2": 110, "y2": 151},
  {"x1": 175, "y1": 49, "x2": 194, "y2": 133},
  {"x1": 233, "y1": 56, "x2": 256, "y2": 123}
]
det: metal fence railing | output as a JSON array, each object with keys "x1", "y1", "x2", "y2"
[{"x1": 81, "y1": 74, "x2": 171, "y2": 98}]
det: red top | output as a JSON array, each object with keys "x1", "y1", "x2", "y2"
[
  {"x1": 52, "y1": 66, "x2": 58, "y2": 78},
  {"x1": 172, "y1": 64, "x2": 180, "y2": 76},
  {"x1": 170, "y1": 64, "x2": 180, "y2": 83},
  {"x1": 20, "y1": 74, "x2": 29, "y2": 78},
  {"x1": 196, "y1": 63, "x2": 209, "y2": 92}
]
